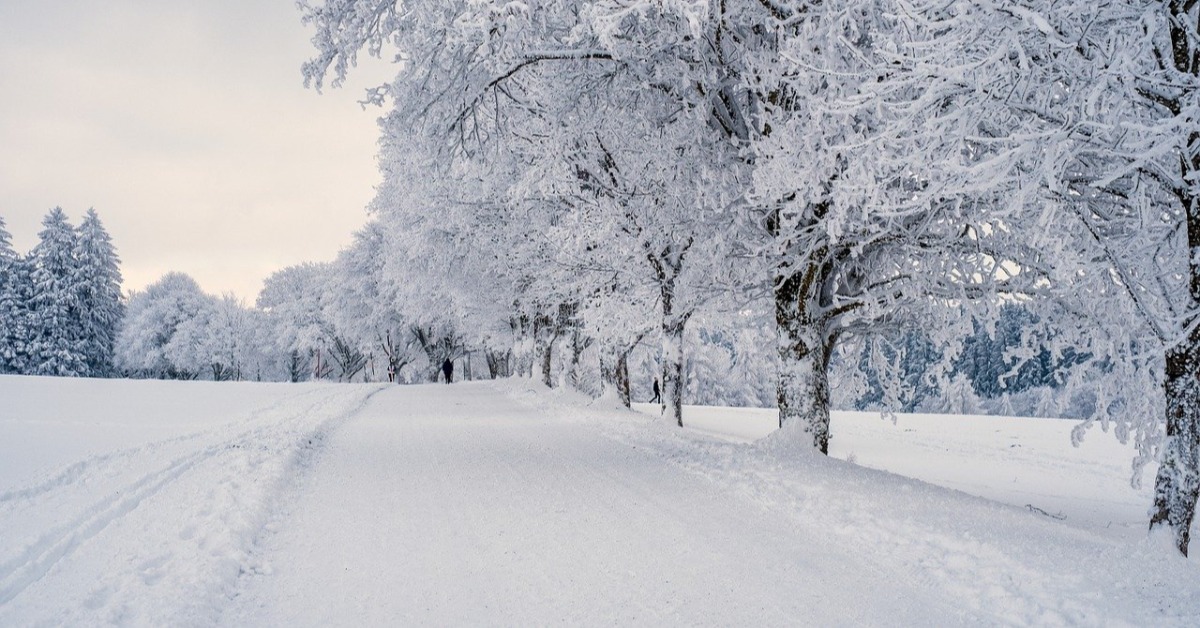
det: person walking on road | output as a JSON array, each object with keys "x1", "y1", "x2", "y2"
[
  {"x1": 441, "y1": 358, "x2": 454, "y2": 384},
  {"x1": 651, "y1": 378, "x2": 661, "y2": 403}
]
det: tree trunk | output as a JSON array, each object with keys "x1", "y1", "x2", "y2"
[
  {"x1": 288, "y1": 349, "x2": 305, "y2": 383},
  {"x1": 647, "y1": 240, "x2": 693, "y2": 426},
  {"x1": 539, "y1": 340, "x2": 553, "y2": 387},
  {"x1": 1147, "y1": 0, "x2": 1200, "y2": 557},
  {"x1": 1149, "y1": 114, "x2": 1200, "y2": 553},
  {"x1": 661, "y1": 316, "x2": 686, "y2": 427},
  {"x1": 510, "y1": 315, "x2": 534, "y2": 378},
  {"x1": 533, "y1": 312, "x2": 556, "y2": 387},
  {"x1": 517, "y1": 338, "x2": 533, "y2": 377},
  {"x1": 1150, "y1": 339, "x2": 1200, "y2": 555},
  {"x1": 600, "y1": 339, "x2": 637, "y2": 408},
  {"x1": 566, "y1": 331, "x2": 580, "y2": 389},
  {"x1": 485, "y1": 349, "x2": 508, "y2": 379},
  {"x1": 615, "y1": 349, "x2": 631, "y2": 408},
  {"x1": 775, "y1": 265, "x2": 834, "y2": 453}
]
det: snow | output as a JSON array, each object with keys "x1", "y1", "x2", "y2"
[
  {"x1": 2, "y1": 375, "x2": 1199, "y2": 625},
  {"x1": 638, "y1": 403, "x2": 1156, "y2": 539},
  {"x1": 1, "y1": 377, "x2": 325, "y2": 486},
  {"x1": 0, "y1": 375, "x2": 386, "y2": 625}
]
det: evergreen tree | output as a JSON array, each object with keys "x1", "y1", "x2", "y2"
[
  {"x1": 0, "y1": 216, "x2": 14, "y2": 373},
  {"x1": 0, "y1": 214, "x2": 13, "y2": 268},
  {"x1": 74, "y1": 208, "x2": 124, "y2": 377},
  {"x1": 856, "y1": 332, "x2": 942, "y2": 413},
  {"x1": 0, "y1": 216, "x2": 27, "y2": 373},
  {"x1": 4, "y1": 257, "x2": 35, "y2": 374},
  {"x1": 26, "y1": 207, "x2": 86, "y2": 376},
  {"x1": 954, "y1": 305, "x2": 1088, "y2": 399}
]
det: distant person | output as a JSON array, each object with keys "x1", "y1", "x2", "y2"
[
  {"x1": 387, "y1": 362, "x2": 396, "y2": 383},
  {"x1": 651, "y1": 378, "x2": 661, "y2": 403},
  {"x1": 442, "y1": 358, "x2": 454, "y2": 384}
]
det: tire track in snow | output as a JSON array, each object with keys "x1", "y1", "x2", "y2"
[
  {"x1": 0, "y1": 446, "x2": 213, "y2": 605},
  {"x1": 0, "y1": 386, "x2": 335, "y2": 507},
  {"x1": 0, "y1": 384, "x2": 385, "y2": 620}
]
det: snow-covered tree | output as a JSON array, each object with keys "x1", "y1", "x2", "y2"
[
  {"x1": 0, "y1": 216, "x2": 26, "y2": 374},
  {"x1": 952, "y1": 305, "x2": 1085, "y2": 400},
  {"x1": 368, "y1": 130, "x2": 554, "y2": 384},
  {"x1": 1036, "y1": 0, "x2": 1200, "y2": 556},
  {"x1": 115, "y1": 272, "x2": 210, "y2": 379},
  {"x1": 74, "y1": 208, "x2": 124, "y2": 377},
  {"x1": 0, "y1": 215, "x2": 13, "y2": 280},
  {"x1": 326, "y1": 221, "x2": 416, "y2": 382},
  {"x1": 257, "y1": 263, "x2": 339, "y2": 381},
  {"x1": 26, "y1": 207, "x2": 86, "y2": 377},
  {"x1": 0, "y1": 218, "x2": 17, "y2": 372},
  {"x1": 1104, "y1": 0, "x2": 1200, "y2": 557},
  {"x1": 682, "y1": 313, "x2": 777, "y2": 408},
  {"x1": 858, "y1": 0, "x2": 1200, "y2": 555},
  {"x1": 855, "y1": 330, "x2": 943, "y2": 414},
  {"x1": 939, "y1": 375, "x2": 984, "y2": 417},
  {"x1": 165, "y1": 292, "x2": 260, "y2": 381},
  {"x1": 525, "y1": 94, "x2": 748, "y2": 423}
]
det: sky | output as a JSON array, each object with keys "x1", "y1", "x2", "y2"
[{"x1": 0, "y1": 0, "x2": 395, "y2": 301}]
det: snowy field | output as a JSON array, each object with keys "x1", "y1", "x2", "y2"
[
  {"x1": 2, "y1": 375, "x2": 1198, "y2": 625},
  {"x1": 635, "y1": 402, "x2": 1157, "y2": 539}
]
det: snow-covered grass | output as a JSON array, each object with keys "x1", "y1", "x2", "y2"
[
  {"x1": 2, "y1": 376, "x2": 328, "y2": 487},
  {"x1": 2, "y1": 375, "x2": 1198, "y2": 625},
  {"x1": 634, "y1": 402, "x2": 1155, "y2": 540},
  {"x1": 0, "y1": 375, "x2": 386, "y2": 625}
]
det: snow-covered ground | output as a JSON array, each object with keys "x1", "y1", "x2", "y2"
[
  {"x1": 0, "y1": 376, "x2": 387, "y2": 625},
  {"x1": 2, "y1": 375, "x2": 1198, "y2": 625},
  {"x1": 636, "y1": 403, "x2": 1156, "y2": 540}
]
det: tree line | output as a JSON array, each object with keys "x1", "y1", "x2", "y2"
[{"x1": 2, "y1": 209, "x2": 1075, "y2": 413}]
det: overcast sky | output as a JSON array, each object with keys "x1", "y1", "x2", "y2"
[{"x1": 0, "y1": 0, "x2": 395, "y2": 301}]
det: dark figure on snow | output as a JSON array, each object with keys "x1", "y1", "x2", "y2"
[
  {"x1": 442, "y1": 358, "x2": 454, "y2": 384},
  {"x1": 651, "y1": 378, "x2": 661, "y2": 403},
  {"x1": 387, "y1": 363, "x2": 396, "y2": 383}
]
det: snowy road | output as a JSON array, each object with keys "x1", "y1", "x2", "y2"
[{"x1": 226, "y1": 383, "x2": 961, "y2": 626}]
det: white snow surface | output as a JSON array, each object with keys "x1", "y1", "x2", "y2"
[{"x1": 2, "y1": 375, "x2": 1199, "y2": 626}]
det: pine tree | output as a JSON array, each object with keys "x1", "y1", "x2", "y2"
[
  {"x1": 3, "y1": 257, "x2": 35, "y2": 374},
  {"x1": 0, "y1": 215, "x2": 13, "y2": 268},
  {"x1": 74, "y1": 208, "x2": 124, "y2": 377},
  {"x1": 26, "y1": 207, "x2": 86, "y2": 376},
  {"x1": 0, "y1": 215, "x2": 26, "y2": 374}
]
